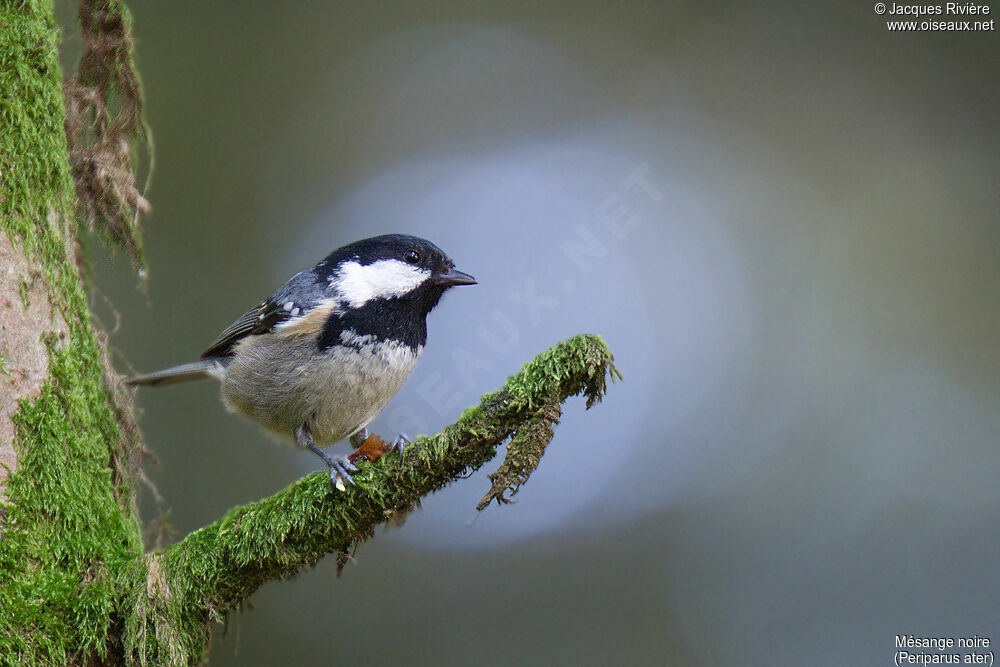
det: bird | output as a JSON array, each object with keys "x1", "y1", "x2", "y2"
[{"x1": 128, "y1": 234, "x2": 476, "y2": 490}]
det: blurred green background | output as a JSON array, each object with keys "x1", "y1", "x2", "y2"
[{"x1": 60, "y1": 1, "x2": 999, "y2": 665}]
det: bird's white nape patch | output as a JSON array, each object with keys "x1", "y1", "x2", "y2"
[{"x1": 331, "y1": 259, "x2": 430, "y2": 307}]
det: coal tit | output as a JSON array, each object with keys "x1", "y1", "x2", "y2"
[{"x1": 128, "y1": 234, "x2": 476, "y2": 489}]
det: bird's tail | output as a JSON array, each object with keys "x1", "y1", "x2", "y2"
[{"x1": 126, "y1": 360, "x2": 221, "y2": 387}]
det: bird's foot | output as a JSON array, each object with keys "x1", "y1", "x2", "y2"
[
  {"x1": 391, "y1": 433, "x2": 411, "y2": 454},
  {"x1": 327, "y1": 455, "x2": 359, "y2": 492},
  {"x1": 301, "y1": 424, "x2": 413, "y2": 493},
  {"x1": 298, "y1": 424, "x2": 360, "y2": 492},
  {"x1": 304, "y1": 441, "x2": 358, "y2": 492}
]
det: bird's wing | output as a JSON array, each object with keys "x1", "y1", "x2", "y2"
[
  {"x1": 200, "y1": 299, "x2": 291, "y2": 359},
  {"x1": 200, "y1": 267, "x2": 332, "y2": 359}
]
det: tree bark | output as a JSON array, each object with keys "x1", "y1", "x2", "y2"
[{"x1": 0, "y1": 3, "x2": 620, "y2": 665}]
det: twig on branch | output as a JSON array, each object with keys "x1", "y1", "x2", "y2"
[{"x1": 477, "y1": 397, "x2": 561, "y2": 511}]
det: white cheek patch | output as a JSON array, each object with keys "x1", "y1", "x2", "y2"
[{"x1": 331, "y1": 259, "x2": 430, "y2": 307}]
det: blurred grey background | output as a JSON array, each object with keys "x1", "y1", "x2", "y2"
[{"x1": 60, "y1": 1, "x2": 999, "y2": 665}]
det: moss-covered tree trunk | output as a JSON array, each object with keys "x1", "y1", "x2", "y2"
[
  {"x1": 1, "y1": 1, "x2": 147, "y2": 664},
  {"x1": 0, "y1": 2, "x2": 619, "y2": 665}
]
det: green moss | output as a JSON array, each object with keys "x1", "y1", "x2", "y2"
[
  {"x1": 0, "y1": 2, "x2": 144, "y2": 664},
  {"x1": 0, "y1": 330, "x2": 144, "y2": 664},
  {"x1": 17, "y1": 280, "x2": 30, "y2": 309}
]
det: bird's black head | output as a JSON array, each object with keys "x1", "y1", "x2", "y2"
[{"x1": 317, "y1": 234, "x2": 476, "y2": 350}]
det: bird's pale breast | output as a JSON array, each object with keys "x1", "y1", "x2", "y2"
[{"x1": 220, "y1": 331, "x2": 422, "y2": 445}]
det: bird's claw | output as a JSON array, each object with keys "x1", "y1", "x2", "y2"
[
  {"x1": 304, "y1": 437, "x2": 359, "y2": 492},
  {"x1": 391, "y1": 433, "x2": 411, "y2": 454},
  {"x1": 329, "y1": 456, "x2": 359, "y2": 491},
  {"x1": 309, "y1": 431, "x2": 409, "y2": 492}
]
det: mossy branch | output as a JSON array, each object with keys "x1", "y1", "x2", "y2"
[{"x1": 136, "y1": 334, "x2": 620, "y2": 659}]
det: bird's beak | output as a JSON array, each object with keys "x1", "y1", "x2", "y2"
[{"x1": 435, "y1": 267, "x2": 477, "y2": 286}]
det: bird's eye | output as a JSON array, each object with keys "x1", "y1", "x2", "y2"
[{"x1": 404, "y1": 250, "x2": 421, "y2": 264}]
